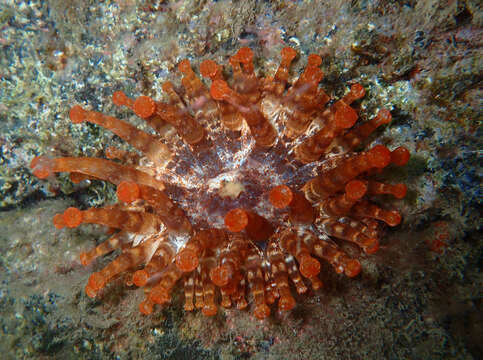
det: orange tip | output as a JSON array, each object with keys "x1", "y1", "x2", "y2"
[
  {"x1": 269, "y1": 185, "x2": 293, "y2": 209},
  {"x1": 132, "y1": 270, "x2": 149, "y2": 287},
  {"x1": 345, "y1": 180, "x2": 367, "y2": 200},
  {"x1": 344, "y1": 259, "x2": 362, "y2": 277},
  {"x1": 175, "y1": 249, "x2": 199, "y2": 272},
  {"x1": 368, "y1": 145, "x2": 391, "y2": 168},
  {"x1": 30, "y1": 156, "x2": 53, "y2": 179},
  {"x1": 307, "y1": 54, "x2": 322, "y2": 67},
  {"x1": 133, "y1": 96, "x2": 155, "y2": 119},
  {"x1": 150, "y1": 286, "x2": 170, "y2": 304},
  {"x1": 335, "y1": 103, "x2": 358, "y2": 129},
  {"x1": 350, "y1": 83, "x2": 365, "y2": 99},
  {"x1": 224, "y1": 209, "x2": 248, "y2": 232},
  {"x1": 281, "y1": 47, "x2": 297, "y2": 62},
  {"x1": 139, "y1": 299, "x2": 153, "y2": 315},
  {"x1": 178, "y1": 59, "x2": 191, "y2": 74},
  {"x1": 112, "y1": 91, "x2": 129, "y2": 107},
  {"x1": 52, "y1": 213, "x2": 65, "y2": 229},
  {"x1": 254, "y1": 304, "x2": 271, "y2": 320},
  {"x1": 69, "y1": 105, "x2": 87, "y2": 124},
  {"x1": 200, "y1": 60, "x2": 218, "y2": 79},
  {"x1": 375, "y1": 108, "x2": 392, "y2": 125},
  {"x1": 236, "y1": 47, "x2": 253, "y2": 63},
  {"x1": 391, "y1": 146, "x2": 410, "y2": 166},
  {"x1": 210, "y1": 264, "x2": 232, "y2": 287},
  {"x1": 116, "y1": 181, "x2": 140, "y2": 203},
  {"x1": 210, "y1": 80, "x2": 230, "y2": 101},
  {"x1": 299, "y1": 255, "x2": 321, "y2": 278},
  {"x1": 63, "y1": 207, "x2": 83, "y2": 228},
  {"x1": 278, "y1": 295, "x2": 295, "y2": 311}
]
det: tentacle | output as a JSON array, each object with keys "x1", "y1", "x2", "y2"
[
  {"x1": 303, "y1": 145, "x2": 391, "y2": 202},
  {"x1": 30, "y1": 156, "x2": 165, "y2": 190},
  {"x1": 69, "y1": 105, "x2": 172, "y2": 167}
]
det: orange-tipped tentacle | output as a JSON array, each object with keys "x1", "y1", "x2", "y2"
[
  {"x1": 319, "y1": 180, "x2": 368, "y2": 217},
  {"x1": 178, "y1": 59, "x2": 220, "y2": 125},
  {"x1": 301, "y1": 231, "x2": 362, "y2": 277},
  {"x1": 320, "y1": 218, "x2": 380, "y2": 254},
  {"x1": 85, "y1": 235, "x2": 163, "y2": 297},
  {"x1": 200, "y1": 59, "x2": 223, "y2": 81},
  {"x1": 230, "y1": 48, "x2": 260, "y2": 100},
  {"x1": 175, "y1": 240, "x2": 201, "y2": 273},
  {"x1": 293, "y1": 100, "x2": 360, "y2": 163},
  {"x1": 200, "y1": 250, "x2": 218, "y2": 316},
  {"x1": 284, "y1": 255, "x2": 309, "y2": 294},
  {"x1": 61, "y1": 207, "x2": 161, "y2": 234},
  {"x1": 139, "y1": 297, "x2": 155, "y2": 315},
  {"x1": 351, "y1": 201, "x2": 402, "y2": 227},
  {"x1": 200, "y1": 60, "x2": 246, "y2": 131},
  {"x1": 210, "y1": 80, "x2": 277, "y2": 147},
  {"x1": 116, "y1": 181, "x2": 192, "y2": 234},
  {"x1": 295, "y1": 54, "x2": 323, "y2": 88},
  {"x1": 178, "y1": 59, "x2": 206, "y2": 98},
  {"x1": 175, "y1": 229, "x2": 227, "y2": 272},
  {"x1": 265, "y1": 47, "x2": 297, "y2": 96},
  {"x1": 194, "y1": 271, "x2": 204, "y2": 309},
  {"x1": 149, "y1": 262, "x2": 183, "y2": 305},
  {"x1": 283, "y1": 54, "x2": 328, "y2": 138},
  {"x1": 341, "y1": 83, "x2": 365, "y2": 105},
  {"x1": 30, "y1": 156, "x2": 165, "y2": 190},
  {"x1": 162, "y1": 82, "x2": 206, "y2": 145},
  {"x1": 210, "y1": 233, "x2": 249, "y2": 287},
  {"x1": 303, "y1": 145, "x2": 391, "y2": 202},
  {"x1": 390, "y1": 146, "x2": 410, "y2": 166},
  {"x1": 234, "y1": 278, "x2": 248, "y2": 310},
  {"x1": 342, "y1": 108, "x2": 392, "y2": 150},
  {"x1": 69, "y1": 105, "x2": 172, "y2": 167},
  {"x1": 134, "y1": 86, "x2": 205, "y2": 146},
  {"x1": 79, "y1": 231, "x2": 125, "y2": 266},
  {"x1": 267, "y1": 239, "x2": 296, "y2": 311},
  {"x1": 112, "y1": 90, "x2": 134, "y2": 108},
  {"x1": 279, "y1": 229, "x2": 321, "y2": 279},
  {"x1": 245, "y1": 247, "x2": 270, "y2": 319},
  {"x1": 112, "y1": 91, "x2": 168, "y2": 134},
  {"x1": 275, "y1": 47, "x2": 297, "y2": 83},
  {"x1": 235, "y1": 47, "x2": 255, "y2": 75},
  {"x1": 183, "y1": 272, "x2": 196, "y2": 311},
  {"x1": 132, "y1": 239, "x2": 174, "y2": 287}
]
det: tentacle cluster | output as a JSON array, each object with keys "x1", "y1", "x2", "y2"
[{"x1": 31, "y1": 47, "x2": 410, "y2": 319}]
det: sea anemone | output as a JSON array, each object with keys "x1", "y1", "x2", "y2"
[{"x1": 30, "y1": 47, "x2": 410, "y2": 319}]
